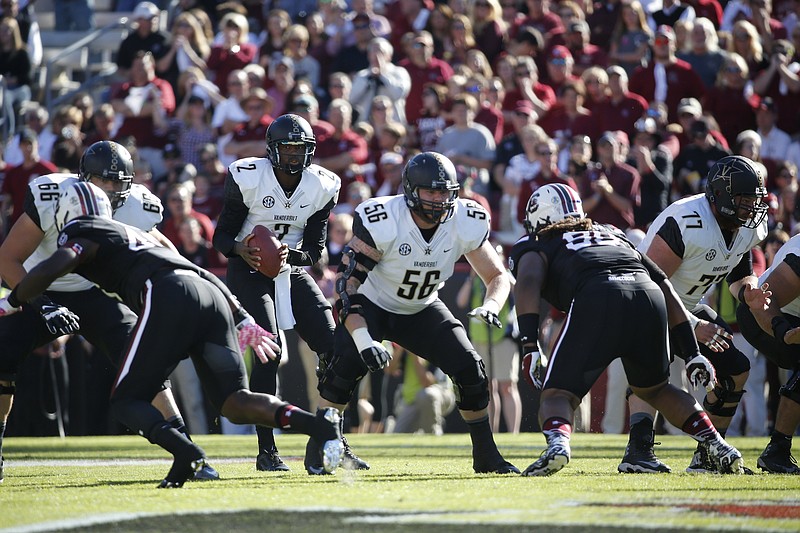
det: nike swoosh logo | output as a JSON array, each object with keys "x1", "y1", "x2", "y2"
[
  {"x1": 443, "y1": 248, "x2": 452, "y2": 253},
  {"x1": 300, "y1": 204, "x2": 310, "y2": 208}
]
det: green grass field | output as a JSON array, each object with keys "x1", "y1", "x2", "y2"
[{"x1": 2, "y1": 433, "x2": 799, "y2": 532}]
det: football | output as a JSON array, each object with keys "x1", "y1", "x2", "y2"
[{"x1": 249, "y1": 225, "x2": 283, "y2": 278}]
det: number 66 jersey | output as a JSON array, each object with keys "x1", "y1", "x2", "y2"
[
  {"x1": 24, "y1": 173, "x2": 163, "y2": 293},
  {"x1": 355, "y1": 195, "x2": 490, "y2": 315},
  {"x1": 638, "y1": 193, "x2": 767, "y2": 309}
]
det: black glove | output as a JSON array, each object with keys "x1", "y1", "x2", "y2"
[{"x1": 30, "y1": 296, "x2": 80, "y2": 336}]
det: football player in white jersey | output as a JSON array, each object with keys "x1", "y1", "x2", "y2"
[
  {"x1": 307, "y1": 152, "x2": 519, "y2": 474},
  {"x1": 212, "y1": 114, "x2": 358, "y2": 474},
  {"x1": 618, "y1": 155, "x2": 768, "y2": 475},
  {"x1": 737, "y1": 234, "x2": 800, "y2": 474},
  {"x1": 0, "y1": 141, "x2": 217, "y2": 482}
]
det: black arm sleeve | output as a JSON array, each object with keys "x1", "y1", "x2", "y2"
[
  {"x1": 783, "y1": 253, "x2": 800, "y2": 279},
  {"x1": 726, "y1": 250, "x2": 754, "y2": 284},
  {"x1": 22, "y1": 188, "x2": 42, "y2": 229},
  {"x1": 212, "y1": 170, "x2": 250, "y2": 258},
  {"x1": 287, "y1": 198, "x2": 335, "y2": 267},
  {"x1": 351, "y1": 212, "x2": 377, "y2": 249},
  {"x1": 640, "y1": 252, "x2": 668, "y2": 284},
  {"x1": 654, "y1": 216, "x2": 685, "y2": 259}
]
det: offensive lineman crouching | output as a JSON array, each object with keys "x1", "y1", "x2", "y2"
[{"x1": 305, "y1": 152, "x2": 519, "y2": 474}]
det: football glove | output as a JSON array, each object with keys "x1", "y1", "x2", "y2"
[
  {"x1": 236, "y1": 315, "x2": 280, "y2": 363},
  {"x1": 468, "y1": 305, "x2": 502, "y2": 329},
  {"x1": 39, "y1": 302, "x2": 80, "y2": 335},
  {"x1": 685, "y1": 354, "x2": 716, "y2": 392},
  {"x1": 0, "y1": 297, "x2": 20, "y2": 317},
  {"x1": 351, "y1": 327, "x2": 391, "y2": 371},
  {"x1": 522, "y1": 350, "x2": 548, "y2": 390}
]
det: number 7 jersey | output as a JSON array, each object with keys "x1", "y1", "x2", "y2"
[
  {"x1": 356, "y1": 195, "x2": 490, "y2": 315},
  {"x1": 638, "y1": 193, "x2": 767, "y2": 309}
]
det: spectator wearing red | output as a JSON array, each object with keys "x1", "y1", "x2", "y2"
[
  {"x1": 673, "y1": 97, "x2": 729, "y2": 151},
  {"x1": 467, "y1": 74, "x2": 504, "y2": 144},
  {"x1": 315, "y1": 99, "x2": 369, "y2": 190},
  {"x1": 224, "y1": 88, "x2": 275, "y2": 160},
  {"x1": 753, "y1": 38, "x2": 800, "y2": 136},
  {"x1": 470, "y1": 0, "x2": 507, "y2": 65},
  {"x1": 628, "y1": 25, "x2": 705, "y2": 122},
  {"x1": 519, "y1": 0, "x2": 564, "y2": 47},
  {"x1": 387, "y1": 0, "x2": 433, "y2": 56},
  {"x1": 398, "y1": 31, "x2": 454, "y2": 125},
  {"x1": 539, "y1": 80, "x2": 598, "y2": 149},
  {"x1": 582, "y1": 131, "x2": 641, "y2": 231},
  {"x1": 207, "y1": 13, "x2": 257, "y2": 97},
  {"x1": 160, "y1": 183, "x2": 226, "y2": 269},
  {"x1": 565, "y1": 20, "x2": 609, "y2": 76},
  {"x1": 111, "y1": 50, "x2": 176, "y2": 178},
  {"x1": 502, "y1": 55, "x2": 555, "y2": 123},
  {"x1": 689, "y1": 0, "x2": 722, "y2": 28},
  {"x1": 702, "y1": 52, "x2": 759, "y2": 147},
  {"x1": 581, "y1": 66, "x2": 609, "y2": 111},
  {"x1": 0, "y1": 128, "x2": 57, "y2": 225},
  {"x1": 289, "y1": 94, "x2": 336, "y2": 146},
  {"x1": 543, "y1": 45, "x2": 579, "y2": 93},
  {"x1": 595, "y1": 65, "x2": 648, "y2": 139},
  {"x1": 499, "y1": 0, "x2": 525, "y2": 39},
  {"x1": 515, "y1": 137, "x2": 577, "y2": 226}
]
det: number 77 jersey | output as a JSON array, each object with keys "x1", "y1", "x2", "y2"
[
  {"x1": 638, "y1": 193, "x2": 767, "y2": 309},
  {"x1": 356, "y1": 195, "x2": 490, "y2": 315}
]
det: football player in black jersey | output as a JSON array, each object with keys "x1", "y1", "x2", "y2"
[
  {"x1": 510, "y1": 183, "x2": 745, "y2": 476},
  {"x1": 0, "y1": 141, "x2": 216, "y2": 483},
  {"x1": 212, "y1": 114, "x2": 368, "y2": 473},
  {"x1": 0, "y1": 182, "x2": 345, "y2": 487}
]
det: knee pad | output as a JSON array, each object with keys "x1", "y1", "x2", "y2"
[
  {"x1": 0, "y1": 382, "x2": 16, "y2": 395},
  {"x1": 779, "y1": 369, "x2": 800, "y2": 405},
  {"x1": 703, "y1": 375, "x2": 745, "y2": 417},
  {"x1": 317, "y1": 350, "x2": 333, "y2": 380},
  {"x1": 452, "y1": 356, "x2": 489, "y2": 411},
  {"x1": 318, "y1": 354, "x2": 363, "y2": 406}
]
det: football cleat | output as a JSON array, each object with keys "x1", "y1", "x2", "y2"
[
  {"x1": 192, "y1": 462, "x2": 220, "y2": 481},
  {"x1": 342, "y1": 435, "x2": 370, "y2": 471},
  {"x1": 757, "y1": 440, "x2": 800, "y2": 474},
  {"x1": 618, "y1": 431, "x2": 671, "y2": 473},
  {"x1": 318, "y1": 408, "x2": 344, "y2": 473},
  {"x1": 158, "y1": 456, "x2": 207, "y2": 488},
  {"x1": 473, "y1": 456, "x2": 521, "y2": 475},
  {"x1": 304, "y1": 438, "x2": 331, "y2": 475},
  {"x1": 702, "y1": 438, "x2": 745, "y2": 474},
  {"x1": 256, "y1": 446, "x2": 290, "y2": 472},
  {"x1": 686, "y1": 443, "x2": 717, "y2": 473},
  {"x1": 0, "y1": 455, "x2": 4, "y2": 483},
  {"x1": 522, "y1": 434, "x2": 570, "y2": 477}
]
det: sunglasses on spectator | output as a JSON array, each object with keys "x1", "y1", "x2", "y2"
[
  {"x1": 550, "y1": 58, "x2": 567, "y2": 66},
  {"x1": 515, "y1": 70, "x2": 530, "y2": 77},
  {"x1": 413, "y1": 41, "x2": 428, "y2": 48}
]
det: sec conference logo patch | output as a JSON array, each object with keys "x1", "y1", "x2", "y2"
[
  {"x1": 263, "y1": 196, "x2": 275, "y2": 208},
  {"x1": 399, "y1": 243, "x2": 412, "y2": 256}
]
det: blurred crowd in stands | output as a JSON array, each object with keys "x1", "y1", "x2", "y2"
[{"x1": 1, "y1": 0, "x2": 799, "y2": 439}]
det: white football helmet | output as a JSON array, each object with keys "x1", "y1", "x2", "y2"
[
  {"x1": 55, "y1": 181, "x2": 113, "y2": 231},
  {"x1": 523, "y1": 183, "x2": 584, "y2": 235}
]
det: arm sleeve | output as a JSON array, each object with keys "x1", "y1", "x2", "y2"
[
  {"x1": 212, "y1": 170, "x2": 250, "y2": 257},
  {"x1": 287, "y1": 198, "x2": 335, "y2": 267},
  {"x1": 726, "y1": 250, "x2": 754, "y2": 284}
]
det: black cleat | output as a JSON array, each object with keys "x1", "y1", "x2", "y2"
[
  {"x1": 757, "y1": 441, "x2": 800, "y2": 474},
  {"x1": 618, "y1": 431, "x2": 671, "y2": 473},
  {"x1": 304, "y1": 438, "x2": 331, "y2": 475},
  {"x1": 474, "y1": 453, "x2": 521, "y2": 475},
  {"x1": 256, "y1": 446, "x2": 290, "y2": 472},
  {"x1": 191, "y1": 462, "x2": 220, "y2": 481},
  {"x1": 158, "y1": 456, "x2": 207, "y2": 488},
  {"x1": 342, "y1": 435, "x2": 370, "y2": 471},
  {"x1": 304, "y1": 407, "x2": 345, "y2": 475},
  {"x1": 0, "y1": 455, "x2": 4, "y2": 483}
]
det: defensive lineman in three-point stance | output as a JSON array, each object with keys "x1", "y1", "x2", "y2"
[{"x1": 307, "y1": 152, "x2": 519, "y2": 474}]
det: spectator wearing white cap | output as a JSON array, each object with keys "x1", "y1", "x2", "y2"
[{"x1": 117, "y1": 2, "x2": 170, "y2": 78}]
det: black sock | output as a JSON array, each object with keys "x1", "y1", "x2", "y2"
[
  {"x1": 149, "y1": 421, "x2": 203, "y2": 460},
  {"x1": 168, "y1": 416, "x2": 191, "y2": 441},
  {"x1": 466, "y1": 415, "x2": 498, "y2": 456},
  {"x1": 275, "y1": 404, "x2": 318, "y2": 437},
  {"x1": 0, "y1": 420, "x2": 5, "y2": 457},
  {"x1": 629, "y1": 414, "x2": 654, "y2": 436},
  {"x1": 771, "y1": 431, "x2": 792, "y2": 445}
]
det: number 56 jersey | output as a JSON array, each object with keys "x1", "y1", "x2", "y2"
[
  {"x1": 24, "y1": 173, "x2": 163, "y2": 293},
  {"x1": 356, "y1": 195, "x2": 490, "y2": 315},
  {"x1": 638, "y1": 193, "x2": 767, "y2": 309}
]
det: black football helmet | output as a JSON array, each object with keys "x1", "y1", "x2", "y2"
[
  {"x1": 266, "y1": 113, "x2": 316, "y2": 174},
  {"x1": 79, "y1": 140, "x2": 134, "y2": 210},
  {"x1": 705, "y1": 155, "x2": 768, "y2": 229},
  {"x1": 402, "y1": 152, "x2": 460, "y2": 224}
]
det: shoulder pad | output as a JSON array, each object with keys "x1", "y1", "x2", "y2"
[
  {"x1": 114, "y1": 184, "x2": 163, "y2": 230},
  {"x1": 355, "y1": 196, "x2": 398, "y2": 252},
  {"x1": 307, "y1": 164, "x2": 342, "y2": 200},
  {"x1": 227, "y1": 157, "x2": 270, "y2": 190},
  {"x1": 452, "y1": 199, "x2": 491, "y2": 245}
]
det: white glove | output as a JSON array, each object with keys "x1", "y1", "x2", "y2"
[
  {"x1": 351, "y1": 327, "x2": 391, "y2": 371},
  {"x1": 522, "y1": 350, "x2": 548, "y2": 390},
  {"x1": 685, "y1": 354, "x2": 716, "y2": 392},
  {"x1": 0, "y1": 297, "x2": 20, "y2": 317},
  {"x1": 236, "y1": 315, "x2": 281, "y2": 363},
  {"x1": 468, "y1": 304, "x2": 502, "y2": 329}
]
